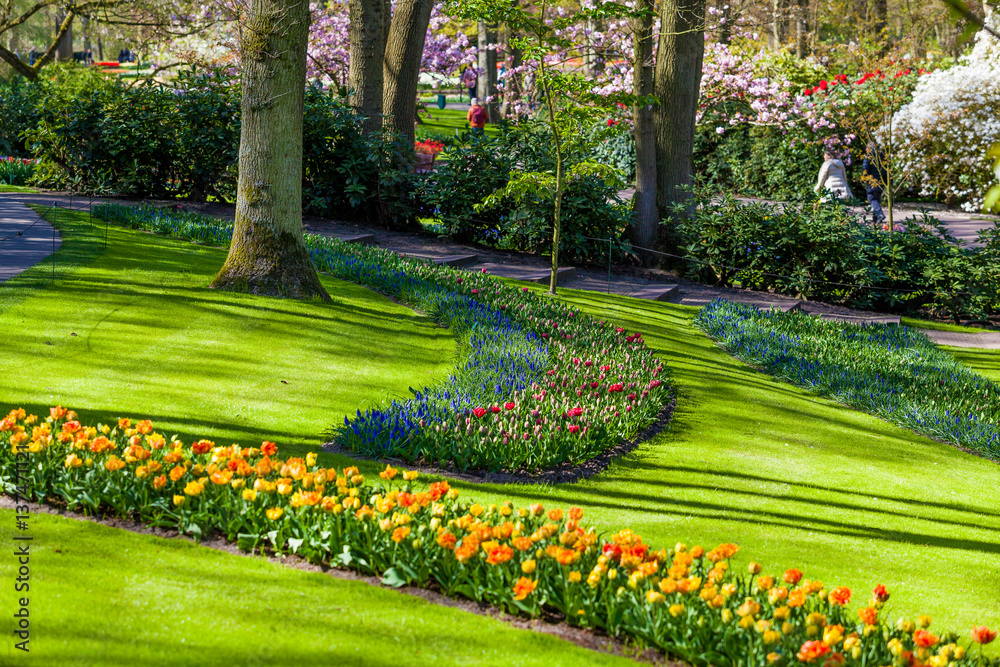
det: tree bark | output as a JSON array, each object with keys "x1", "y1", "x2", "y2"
[
  {"x1": 654, "y1": 0, "x2": 705, "y2": 235},
  {"x1": 795, "y1": 0, "x2": 810, "y2": 58},
  {"x1": 348, "y1": 0, "x2": 389, "y2": 137},
  {"x1": 477, "y1": 21, "x2": 498, "y2": 122},
  {"x1": 211, "y1": 0, "x2": 329, "y2": 301},
  {"x1": 55, "y1": 10, "x2": 73, "y2": 61},
  {"x1": 500, "y1": 20, "x2": 522, "y2": 118},
  {"x1": 0, "y1": 9, "x2": 74, "y2": 79},
  {"x1": 631, "y1": 0, "x2": 658, "y2": 264},
  {"x1": 383, "y1": 0, "x2": 434, "y2": 145},
  {"x1": 718, "y1": 0, "x2": 731, "y2": 44}
]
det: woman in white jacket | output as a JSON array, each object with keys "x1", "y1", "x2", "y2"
[{"x1": 814, "y1": 151, "x2": 854, "y2": 201}]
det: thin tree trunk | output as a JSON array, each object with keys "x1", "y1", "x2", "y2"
[
  {"x1": 632, "y1": 0, "x2": 658, "y2": 264},
  {"x1": 348, "y1": 0, "x2": 389, "y2": 137},
  {"x1": 211, "y1": 0, "x2": 329, "y2": 301},
  {"x1": 654, "y1": 0, "x2": 705, "y2": 236},
  {"x1": 795, "y1": 0, "x2": 809, "y2": 57},
  {"x1": 477, "y1": 21, "x2": 498, "y2": 121},
  {"x1": 383, "y1": 0, "x2": 434, "y2": 145},
  {"x1": 873, "y1": 0, "x2": 887, "y2": 36},
  {"x1": 500, "y1": 20, "x2": 522, "y2": 118},
  {"x1": 718, "y1": 0, "x2": 731, "y2": 44}
]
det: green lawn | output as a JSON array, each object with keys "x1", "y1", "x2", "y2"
[
  {"x1": 417, "y1": 107, "x2": 500, "y2": 139},
  {"x1": 902, "y1": 316, "x2": 993, "y2": 333},
  {"x1": 2, "y1": 205, "x2": 1000, "y2": 663},
  {"x1": 0, "y1": 184, "x2": 37, "y2": 193},
  {"x1": 947, "y1": 346, "x2": 1000, "y2": 382},
  {"x1": 0, "y1": 206, "x2": 458, "y2": 453}
]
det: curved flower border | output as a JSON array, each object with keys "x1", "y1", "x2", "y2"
[{"x1": 1, "y1": 407, "x2": 997, "y2": 666}]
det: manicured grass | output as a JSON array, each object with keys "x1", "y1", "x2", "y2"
[
  {"x1": 0, "y1": 509, "x2": 631, "y2": 666},
  {"x1": 0, "y1": 207, "x2": 458, "y2": 453},
  {"x1": 948, "y1": 346, "x2": 1000, "y2": 382},
  {"x1": 0, "y1": 184, "x2": 37, "y2": 193},
  {"x1": 902, "y1": 316, "x2": 993, "y2": 333},
  {"x1": 3, "y1": 207, "x2": 1000, "y2": 661},
  {"x1": 417, "y1": 107, "x2": 500, "y2": 139}
]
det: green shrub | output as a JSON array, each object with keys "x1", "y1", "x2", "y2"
[
  {"x1": 0, "y1": 76, "x2": 40, "y2": 158},
  {"x1": 693, "y1": 125, "x2": 824, "y2": 200},
  {"x1": 17, "y1": 66, "x2": 417, "y2": 226},
  {"x1": 676, "y1": 194, "x2": 1000, "y2": 321},
  {"x1": 419, "y1": 123, "x2": 632, "y2": 263}
]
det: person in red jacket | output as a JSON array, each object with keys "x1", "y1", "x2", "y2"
[{"x1": 467, "y1": 98, "x2": 487, "y2": 134}]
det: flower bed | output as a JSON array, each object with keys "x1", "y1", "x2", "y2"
[
  {"x1": 0, "y1": 156, "x2": 33, "y2": 186},
  {"x1": 2, "y1": 407, "x2": 997, "y2": 666},
  {"x1": 90, "y1": 203, "x2": 671, "y2": 472},
  {"x1": 695, "y1": 300, "x2": 1000, "y2": 460}
]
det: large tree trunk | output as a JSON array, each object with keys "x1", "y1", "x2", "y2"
[
  {"x1": 654, "y1": 0, "x2": 705, "y2": 234},
  {"x1": 477, "y1": 21, "x2": 498, "y2": 121},
  {"x1": 383, "y1": 0, "x2": 434, "y2": 145},
  {"x1": 211, "y1": 0, "x2": 329, "y2": 301},
  {"x1": 348, "y1": 0, "x2": 389, "y2": 137},
  {"x1": 55, "y1": 11, "x2": 73, "y2": 61},
  {"x1": 795, "y1": 0, "x2": 810, "y2": 58},
  {"x1": 631, "y1": 0, "x2": 658, "y2": 264}
]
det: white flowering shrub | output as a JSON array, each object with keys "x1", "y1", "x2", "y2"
[{"x1": 893, "y1": 18, "x2": 1000, "y2": 212}]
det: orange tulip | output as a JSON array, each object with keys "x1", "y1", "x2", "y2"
[
  {"x1": 971, "y1": 626, "x2": 997, "y2": 645},
  {"x1": 513, "y1": 577, "x2": 537, "y2": 600}
]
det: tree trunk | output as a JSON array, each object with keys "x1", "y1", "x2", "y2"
[
  {"x1": 632, "y1": 0, "x2": 658, "y2": 264},
  {"x1": 0, "y1": 10, "x2": 74, "y2": 79},
  {"x1": 795, "y1": 0, "x2": 809, "y2": 58},
  {"x1": 718, "y1": 0, "x2": 731, "y2": 44},
  {"x1": 872, "y1": 0, "x2": 888, "y2": 36},
  {"x1": 348, "y1": 0, "x2": 389, "y2": 137},
  {"x1": 654, "y1": 0, "x2": 705, "y2": 236},
  {"x1": 55, "y1": 11, "x2": 73, "y2": 61},
  {"x1": 211, "y1": 0, "x2": 329, "y2": 301},
  {"x1": 383, "y1": 0, "x2": 434, "y2": 145},
  {"x1": 477, "y1": 21, "x2": 498, "y2": 122},
  {"x1": 500, "y1": 21, "x2": 522, "y2": 118}
]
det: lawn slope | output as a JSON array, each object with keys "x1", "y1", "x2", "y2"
[{"x1": 0, "y1": 206, "x2": 457, "y2": 451}]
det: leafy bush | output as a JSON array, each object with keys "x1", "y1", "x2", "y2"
[
  {"x1": 676, "y1": 195, "x2": 1000, "y2": 322},
  {"x1": 18, "y1": 65, "x2": 417, "y2": 226},
  {"x1": 589, "y1": 122, "x2": 635, "y2": 182},
  {"x1": 0, "y1": 77, "x2": 40, "y2": 158},
  {"x1": 420, "y1": 123, "x2": 633, "y2": 264},
  {"x1": 3, "y1": 409, "x2": 999, "y2": 667},
  {"x1": 89, "y1": 203, "x2": 671, "y2": 472},
  {"x1": 694, "y1": 125, "x2": 824, "y2": 200},
  {"x1": 696, "y1": 300, "x2": 1000, "y2": 458}
]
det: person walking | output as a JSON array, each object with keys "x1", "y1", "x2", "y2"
[
  {"x1": 462, "y1": 68, "x2": 477, "y2": 103},
  {"x1": 467, "y1": 98, "x2": 487, "y2": 134},
  {"x1": 862, "y1": 142, "x2": 887, "y2": 226},
  {"x1": 813, "y1": 150, "x2": 853, "y2": 201}
]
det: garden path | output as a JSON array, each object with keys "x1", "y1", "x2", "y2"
[
  {"x1": 1, "y1": 191, "x2": 997, "y2": 349},
  {"x1": 0, "y1": 197, "x2": 60, "y2": 283}
]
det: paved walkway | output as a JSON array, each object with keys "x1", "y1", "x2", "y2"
[
  {"x1": 1, "y1": 191, "x2": 997, "y2": 349},
  {"x1": 0, "y1": 198, "x2": 61, "y2": 283}
]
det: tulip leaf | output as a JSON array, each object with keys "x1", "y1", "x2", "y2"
[
  {"x1": 287, "y1": 537, "x2": 304, "y2": 554},
  {"x1": 380, "y1": 567, "x2": 409, "y2": 588}
]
